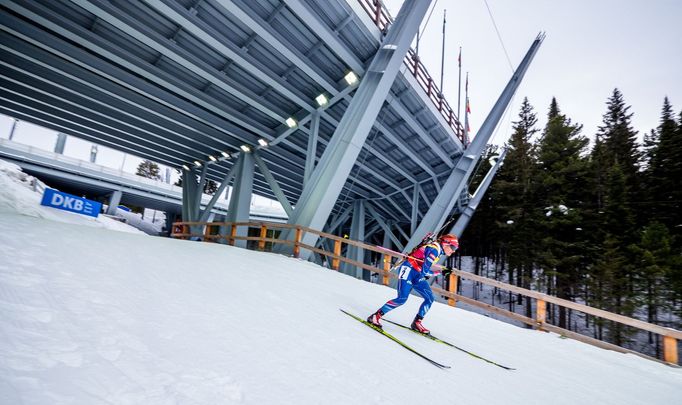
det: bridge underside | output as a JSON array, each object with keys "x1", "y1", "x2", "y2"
[
  {"x1": 1, "y1": 0, "x2": 543, "y2": 259},
  {"x1": 1, "y1": 0, "x2": 466, "y2": 232}
]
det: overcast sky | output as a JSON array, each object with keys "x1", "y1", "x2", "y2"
[
  {"x1": 384, "y1": 0, "x2": 682, "y2": 146},
  {"x1": 2, "y1": 0, "x2": 681, "y2": 165}
]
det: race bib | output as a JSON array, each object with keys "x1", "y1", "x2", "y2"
[{"x1": 398, "y1": 265, "x2": 411, "y2": 280}]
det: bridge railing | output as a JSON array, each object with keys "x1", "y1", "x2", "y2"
[
  {"x1": 171, "y1": 220, "x2": 682, "y2": 366},
  {"x1": 356, "y1": 0, "x2": 465, "y2": 143}
]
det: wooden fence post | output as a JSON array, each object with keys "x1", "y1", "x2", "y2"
[
  {"x1": 203, "y1": 224, "x2": 213, "y2": 242},
  {"x1": 536, "y1": 299, "x2": 547, "y2": 329},
  {"x1": 229, "y1": 224, "x2": 237, "y2": 246},
  {"x1": 382, "y1": 256, "x2": 391, "y2": 285},
  {"x1": 332, "y1": 240, "x2": 342, "y2": 270},
  {"x1": 293, "y1": 227, "x2": 302, "y2": 258},
  {"x1": 448, "y1": 274, "x2": 458, "y2": 307},
  {"x1": 663, "y1": 336, "x2": 679, "y2": 364},
  {"x1": 258, "y1": 225, "x2": 267, "y2": 251}
]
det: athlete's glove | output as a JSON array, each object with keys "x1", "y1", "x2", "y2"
[{"x1": 441, "y1": 267, "x2": 453, "y2": 277}]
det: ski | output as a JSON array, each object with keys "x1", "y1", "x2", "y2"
[
  {"x1": 383, "y1": 318, "x2": 515, "y2": 370},
  {"x1": 340, "y1": 309, "x2": 450, "y2": 369}
]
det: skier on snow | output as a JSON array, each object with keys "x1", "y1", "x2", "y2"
[{"x1": 367, "y1": 234, "x2": 460, "y2": 334}]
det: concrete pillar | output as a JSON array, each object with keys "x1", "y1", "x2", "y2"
[
  {"x1": 106, "y1": 190, "x2": 122, "y2": 215},
  {"x1": 54, "y1": 133, "x2": 67, "y2": 154},
  {"x1": 89, "y1": 145, "x2": 98, "y2": 163}
]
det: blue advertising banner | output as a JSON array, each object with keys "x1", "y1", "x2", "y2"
[{"x1": 40, "y1": 188, "x2": 102, "y2": 218}]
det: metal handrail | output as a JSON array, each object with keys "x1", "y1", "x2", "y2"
[{"x1": 355, "y1": 0, "x2": 465, "y2": 142}]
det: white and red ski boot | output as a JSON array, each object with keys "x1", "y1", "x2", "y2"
[
  {"x1": 367, "y1": 310, "x2": 383, "y2": 328},
  {"x1": 411, "y1": 316, "x2": 430, "y2": 334}
]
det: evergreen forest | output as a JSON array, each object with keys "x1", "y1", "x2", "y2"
[{"x1": 459, "y1": 89, "x2": 682, "y2": 357}]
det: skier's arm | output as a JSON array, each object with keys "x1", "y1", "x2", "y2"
[{"x1": 421, "y1": 244, "x2": 440, "y2": 277}]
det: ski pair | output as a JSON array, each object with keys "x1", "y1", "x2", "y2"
[
  {"x1": 382, "y1": 318, "x2": 515, "y2": 370},
  {"x1": 340, "y1": 309, "x2": 450, "y2": 369},
  {"x1": 342, "y1": 309, "x2": 515, "y2": 370}
]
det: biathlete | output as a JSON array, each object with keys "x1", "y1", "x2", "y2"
[{"x1": 367, "y1": 234, "x2": 459, "y2": 334}]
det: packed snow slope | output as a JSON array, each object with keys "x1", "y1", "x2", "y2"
[{"x1": 1, "y1": 163, "x2": 682, "y2": 404}]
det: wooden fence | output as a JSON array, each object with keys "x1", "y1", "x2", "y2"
[{"x1": 171, "y1": 220, "x2": 682, "y2": 366}]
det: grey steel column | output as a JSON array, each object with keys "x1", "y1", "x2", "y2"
[
  {"x1": 280, "y1": 0, "x2": 432, "y2": 258},
  {"x1": 253, "y1": 150, "x2": 293, "y2": 217},
  {"x1": 105, "y1": 189, "x2": 122, "y2": 215},
  {"x1": 450, "y1": 148, "x2": 508, "y2": 237},
  {"x1": 411, "y1": 183, "x2": 420, "y2": 234},
  {"x1": 345, "y1": 199, "x2": 367, "y2": 280},
  {"x1": 193, "y1": 165, "x2": 208, "y2": 218},
  {"x1": 54, "y1": 133, "x2": 67, "y2": 154},
  {"x1": 304, "y1": 110, "x2": 320, "y2": 186},
  {"x1": 181, "y1": 168, "x2": 192, "y2": 221},
  {"x1": 227, "y1": 151, "x2": 255, "y2": 248},
  {"x1": 405, "y1": 33, "x2": 545, "y2": 251},
  {"x1": 198, "y1": 159, "x2": 239, "y2": 223},
  {"x1": 8, "y1": 118, "x2": 17, "y2": 141}
]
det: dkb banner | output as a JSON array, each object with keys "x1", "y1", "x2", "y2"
[{"x1": 40, "y1": 188, "x2": 102, "y2": 218}]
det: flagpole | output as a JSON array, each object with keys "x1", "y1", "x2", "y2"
[
  {"x1": 457, "y1": 47, "x2": 462, "y2": 123},
  {"x1": 439, "y1": 9, "x2": 446, "y2": 94},
  {"x1": 464, "y1": 72, "x2": 470, "y2": 146}
]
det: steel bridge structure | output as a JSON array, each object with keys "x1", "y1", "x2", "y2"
[{"x1": 0, "y1": 0, "x2": 543, "y2": 264}]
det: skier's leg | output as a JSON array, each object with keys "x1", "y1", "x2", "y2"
[
  {"x1": 378, "y1": 265, "x2": 414, "y2": 315},
  {"x1": 413, "y1": 278, "x2": 435, "y2": 319}
]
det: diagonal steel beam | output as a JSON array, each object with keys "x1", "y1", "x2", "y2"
[
  {"x1": 253, "y1": 150, "x2": 294, "y2": 217},
  {"x1": 450, "y1": 147, "x2": 508, "y2": 237},
  {"x1": 406, "y1": 33, "x2": 545, "y2": 251},
  {"x1": 366, "y1": 202, "x2": 404, "y2": 251}
]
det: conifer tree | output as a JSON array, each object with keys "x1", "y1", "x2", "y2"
[
  {"x1": 535, "y1": 98, "x2": 590, "y2": 329},
  {"x1": 587, "y1": 90, "x2": 644, "y2": 342},
  {"x1": 631, "y1": 221, "x2": 675, "y2": 352},
  {"x1": 489, "y1": 98, "x2": 539, "y2": 316},
  {"x1": 594, "y1": 89, "x2": 642, "y2": 223},
  {"x1": 136, "y1": 159, "x2": 161, "y2": 180},
  {"x1": 646, "y1": 98, "x2": 677, "y2": 225},
  {"x1": 592, "y1": 164, "x2": 638, "y2": 344}
]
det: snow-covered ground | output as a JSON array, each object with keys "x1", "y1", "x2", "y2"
[
  {"x1": 1, "y1": 161, "x2": 682, "y2": 404},
  {"x1": 0, "y1": 159, "x2": 143, "y2": 235}
]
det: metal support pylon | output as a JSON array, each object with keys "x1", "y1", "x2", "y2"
[
  {"x1": 278, "y1": 0, "x2": 433, "y2": 258},
  {"x1": 405, "y1": 33, "x2": 545, "y2": 251},
  {"x1": 450, "y1": 147, "x2": 508, "y2": 237}
]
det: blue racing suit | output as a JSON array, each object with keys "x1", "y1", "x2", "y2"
[{"x1": 379, "y1": 242, "x2": 443, "y2": 318}]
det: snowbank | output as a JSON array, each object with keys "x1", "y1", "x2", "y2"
[{"x1": 0, "y1": 159, "x2": 143, "y2": 234}]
